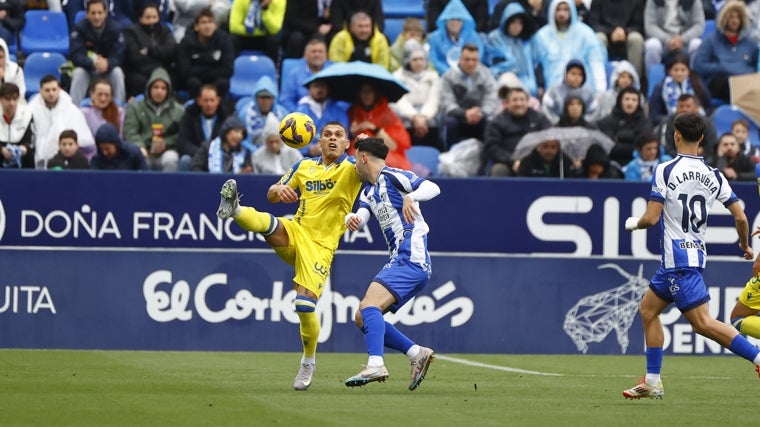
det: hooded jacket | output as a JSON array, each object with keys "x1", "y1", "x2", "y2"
[
  {"x1": 427, "y1": 0, "x2": 485, "y2": 75},
  {"x1": 598, "y1": 60, "x2": 642, "y2": 118},
  {"x1": 485, "y1": 2, "x2": 538, "y2": 96},
  {"x1": 29, "y1": 89, "x2": 95, "y2": 169},
  {"x1": 596, "y1": 90, "x2": 653, "y2": 165},
  {"x1": 91, "y1": 123, "x2": 148, "y2": 170},
  {"x1": 122, "y1": 68, "x2": 185, "y2": 151},
  {"x1": 70, "y1": 15, "x2": 126, "y2": 71},
  {"x1": 428, "y1": 0, "x2": 490, "y2": 33},
  {"x1": 533, "y1": 0, "x2": 608, "y2": 93},
  {"x1": 0, "y1": 38, "x2": 24, "y2": 98},
  {"x1": 190, "y1": 115, "x2": 252, "y2": 173},
  {"x1": 541, "y1": 58, "x2": 598, "y2": 124},
  {"x1": 392, "y1": 39, "x2": 441, "y2": 127},
  {"x1": 236, "y1": 75, "x2": 287, "y2": 149},
  {"x1": 0, "y1": 99, "x2": 33, "y2": 168}
]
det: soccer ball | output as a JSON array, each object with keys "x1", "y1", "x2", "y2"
[{"x1": 279, "y1": 112, "x2": 316, "y2": 149}]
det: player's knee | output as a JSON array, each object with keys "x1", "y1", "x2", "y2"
[{"x1": 354, "y1": 310, "x2": 364, "y2": 329}]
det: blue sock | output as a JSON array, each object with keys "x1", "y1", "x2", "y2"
[
  {"x1": 729, "y1": 335, "x2": 760, "y2": 362},
  {"x1": 360, "y1": 307, "x2": 385, "y2": 357},
  {"x1": 646, "y1": 347, "x2": 663, "y2": 374},
  {"x1": 383, "y1": 321, "x2": 414, "y2": 354}
]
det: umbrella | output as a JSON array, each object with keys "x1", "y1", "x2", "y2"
[
  {"x1": 730, "y1": 73, "x2": 760, "y2": 127},
  {"x1": 302, "y1": 61, "x2": 409, "y2": 103},
  {"x1": 512, "y1": 127, "x2": 615, "y2": 162}
]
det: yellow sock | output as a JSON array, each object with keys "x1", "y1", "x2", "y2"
[
  {"x1": 295, "y1": 295, "x2": 319, "y2": 358},
  {"x1": 234, "y1": 206, "x2": 278, "y2": 235},
  {"x1": 739, "y1": 315, "x2": 760, "y2": 339}
]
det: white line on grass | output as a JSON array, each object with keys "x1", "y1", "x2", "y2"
[{"x1": 435, "y1": 355, "x2": 564, "y2": 376}]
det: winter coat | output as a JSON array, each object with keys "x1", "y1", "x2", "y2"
[
  {"x1": 596, "y1": 102, "x2": 653, "y2": 165},
  {"x1": 90, "y1": 123, "x2": 148, "y2": 170},
  {"x1": 533, "y1": 0, "x2": 608, "y2": 93},
  {"x1": 123, "y1": 21, "x2": 178, "y2": 81},
  {"x1": 122, "y1": 68, "x2": 185, "y2": 151},
  {"x1": 347, "y1": 95, "x2": 412, "y2": 170},
  {"x1": 483, "y1": 108, "x2": 552, "y2": 165},
  {"x1": 644, "y1": 0, "x2": 705, "y2": 45},
  {"x1": 229, "y1": 0, "x2": 286, "y2": 37},
  {"x1": 70, "y1": 17, "x2": 125, "y2": 71},
  {"x1": 484, "y1": 2, "x2": 539, "y2": 96},
  {"x1": 177, "y1": 99, "x2": 233, "y2": 158},
  {"x1": 190, "y1": 116, "x2": 253, "y2": 173},
  {"x1": 328, "y1": 26, "x2": 390, "y2": 70},
  {"x1": 589, "y1": 0, "x2": 645, "y2": 36},
  {"x1": 428, "y1": 0, "x2": 490, "y2": 33},
  {"x1": 29, "y1": 90, "x2": 95, "y2": 168},
  {"x1": 598, "y1": 60, "x2": 643, "y2": 118},
  {"x1": 440, "y1": 62, "x2": 500, "y2": 120},
  {"x1": 48, "y1": 151, "x2": 90, "y2": 170},
  {"x1": 0, "y1": 103, "x2": 33, "y2": 168},
  {"x1": 176, "y1": 27, "x2": 235, "y2": 86},
  {"x1": 517, "y1": 146, "x2": 580, "y2": 178}
]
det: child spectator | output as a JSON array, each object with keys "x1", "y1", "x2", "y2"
[
  {"x1": 598, "y1": 60, "x2": 642, "y2": 119},
  {"x1": 541, "y1": 59, "x2": 598, "y2": 124},
  {"x1": 731, "y1": 119, "x2": 759, "y2": 162},
  {"x1": 557, "y1": 95, "x2": 597, "y2": 129},
  {"x1": 48, "y1": 130, "x2": 89, "y2": 170},
  {"x1": 251, "y1": 121, "x2": 303, "y2": 174},
  {"x1": 389, "y1": 17, "x2": 426, "y2": 72},
  {"x1": 190, "y1": 116, "x2": 253, "y2": 173},
  {"x1": 582, "y1": 143, "x2": 623, "y2": 180},
  {"x1": 648, "y1": 54, "x2": 711, "y2": 125},
  {"x1": 623, "y1": 132, "x2": 672, "y2": 182},
  {"x1": 517, "y1": 138, "x2": 581, "y2": 178}
]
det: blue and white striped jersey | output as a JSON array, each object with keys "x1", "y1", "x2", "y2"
[
  {"x1": 359, "y1": 166, "x2": 431, "y2": 266},
  {"x1": 650, "y1": 154, "x2": 738, "y2": 269}
]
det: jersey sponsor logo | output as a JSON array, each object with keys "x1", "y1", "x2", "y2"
[{"x1": 305, "y1": 179, "x2": 336, "y2": 192}]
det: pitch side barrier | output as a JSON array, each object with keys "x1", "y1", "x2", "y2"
[{"x1": 1, "y1": 170, "x2": 758, "y2": 355}]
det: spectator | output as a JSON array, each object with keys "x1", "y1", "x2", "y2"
[
  {"x1": 280, "y1": 0, "x2": 331, "y2": 59},
  {"x1": 557, "y1": 94, "x2": 597, "y2": 129},
  {"x1": 744, "y1": 0, "x2": 760, "y2": 42},
  {"x1": 517, "y1": 138, "x2": 581, "y2": 177},
  {"x1": 483, "y1": 86, "x2": 552, "y2": 176},
  {"x1": 47, "y1": 130, "x2": 90, "y2": 170},
  {"x1": 0, "y1": 38, "x2": 24, "y2": 102},
  {"x1": 176, "y1": 8, "x2": 235, "y2": 99},
  {"x1": 190, "y1": 115, "x2": 253, "y2": 173},
  {"x1": 589, "y1": 0, "x2": 646, "y2": 78},
  {"x1": 643, "y1": 0, "x2": 705, "y2": 72},
  {"x1": 490, "y1": 0, "x2": 549, "y2": 31},
  {"x1": 484, "y1": 2, "x2": 539, "y2": 97},
  {"x1": 328, "y1": 0, "x2": 384, "y2": 39},
  {"x1": 623, "y1": 132, "x2": 673, "y2": 181},
  {"x1": 90, "y1": 123, "x2": 148, "y2": 170},
  {"x1": 0, "y1": 0, "x2": 23, "y2": 48},
  {"x1": 596, "y1": 86, "x2": 653, "y2": 165},
  {"x1": 427, "y1": 0, "x2": 485, "y2": 75},
  {"x1": 348, "y1": 82, "x2": 412, "y2": 170},
  {"x1": 69, "y1": 0, "x2": 126, "y2": 105},
  {"x1": 80, "y1": 78, "x2": 126, "y2": 141},
  {"x1": 251, "y1": 120, "x2": 303, "y2": 174},
  {"x1": 123, "y1": 68, "x2": 185, "y2": 172},
  {"x1": 428, "y1": 0, "x2": 490, "y2": 33},
  {"x1": 0, "y1": 82, "x2": 32, "y2": 168},
  {"x1": 176, "y1": 84, "x2": 233, "y2": 171},
  {"x1": 598, "y1": 60, "x2": 642, "y2": 118},
  {"x1": 389, "y1": 17, "x2": 426, "y2": 72},
  {"x1": 328, "y1": 11, "x2": 390, "y2": 70},
  {"x1": 656, "y1": 93, "x2": 718, "y2": 161},
  {"x1": 648, "y1": 53, "x2": 711, "y2": 125},
  {"x1": 712, "y1": 131, "x2": 755, "y2": 180},
  {"x1": 280, "y1": 37, "x2": 332, "y2": 111},
  {"x1": 541, "y1": 59, "x2": 599, "y2": 124},
  {"x1": 391, "y1": 39, "x2": 443, "y2": 151},
  {"x1": 237, "y1": 76, "x2": 287, "y2": 151},
  {"x1": 122, "y1": 4, "x2": 178, "y2": 99},
  {"x1": 533, "y1": 0, "x2": 608, "y2": 95},
  {"x1": 582, "y1": 143, "x2": 624, "y2": 179},
  {"x1": 294, "y1": 79, "x2": 349, "y2": 156},
  {"x1": 172, "y1": 0, "x2": 231, "y2": 42},
  {"x1": 440, "y1": 43, "x2": 499, "y2": 150},
  {"x1": 573, "y1": 0, "x2": 592, "y2": 23},
  {"x1": 29, "y1": 75, "x2": 95, "y2": 169},
  {"x1": 692, "y1": 1, "x2": 759, "y2": 101},
  {"x1": 732, "y1": 118, "x2": 759, "y2": 161},
  {"x1": 229, "y1": 0, "x2": 285, "y2": 63}
]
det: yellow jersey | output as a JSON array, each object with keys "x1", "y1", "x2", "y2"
[{"x1": 279, "y1": 153, "x2": 362, "y2": 251}]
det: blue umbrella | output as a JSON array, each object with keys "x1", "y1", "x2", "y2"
[{"x1": 302, "y1": 61, "x2": 410, "y2": 103}]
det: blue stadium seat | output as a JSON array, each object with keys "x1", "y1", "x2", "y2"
[
  {"x1": 606, "y1": 61, "x2": 616, "y2": 89},
  {"x1": 23, "y1": 51, "x2": 66, "y2": 99},
  {"x1": 279, "y1": 57, "x2": 300, "y2": 91},
  {"x1": 6, "y1": 32, "x2": 17, "y2": 55},
  {"x1": 406, "y1": 146, "x2": 441, "y2": 176},
  {"x1": 702, "y1": 19, "x2": 716, "y2": 40},
  {"x1": 647, "y1": 64, "x2": 665, "y2": 99},
  {"x1": 20, "y1": 10, "x2": 69, "y2": 56},
  {"x1": 383, "y1": 0, "x2": 424, "y2": 18},
  {"x1": 384, "y1": 18, "x2": 406, "y2": 43},
  {"x1": 712, "y1": 104, "x2": 760, "y2": 138},
  {"x1": 228, "y1": 54, "x2": 277, "y2": 100},
  {"x1": 74, "y1": 10, "x2": 86, "y2": 24}
]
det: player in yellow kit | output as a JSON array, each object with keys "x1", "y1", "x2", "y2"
[
  {"x1": 216, "y1": 122, "x2": 362, "y2": 391},
  {"x1": 730, "y1": 168, "x2": 760, "y2": 344}
]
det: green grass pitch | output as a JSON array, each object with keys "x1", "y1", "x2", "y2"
[{"x1": 1, "y1": 350, "x2": 757, "y2": 426}]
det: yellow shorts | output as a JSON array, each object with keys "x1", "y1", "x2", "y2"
[
  {"x1": 274, "y1": 218, "x2": 334, "y2": 298},
  {"x1": 738, "y1": 276, "x2": 760, "y2": 311}
]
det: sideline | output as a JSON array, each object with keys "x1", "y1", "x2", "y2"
[{"x1": 435, "y1": 354, "x2": 564, "y2": 377}]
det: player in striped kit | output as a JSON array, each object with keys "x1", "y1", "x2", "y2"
[
  {"x1": 622, "y1": 112, "x2": 760, "y2": 399},
  {"x1": 343, "y1": 137, "x2": 440, "y2": 391}
]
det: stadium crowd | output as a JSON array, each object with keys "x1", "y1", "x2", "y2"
[{"x1": 1, "y1": 0, "x2": 759, "y2": 180}]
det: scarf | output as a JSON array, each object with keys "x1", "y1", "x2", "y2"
[
  {"x1": 2, "y1": 144, "x2": 22, "y2": 168},
  {"x1": 208, "y1": 137, "x2": 246, "y2": 173},
  {"x1": 662, "y1": 76, "x2": 694, "y2": 115},
  {"x1": 244, "y1": 0, "x2": 263, "y2": 34}
]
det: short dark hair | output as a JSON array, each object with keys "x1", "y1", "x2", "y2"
[
  {"x1": 86, "y1": 0, "x2": 107, "y2": 12},
  {"x1": 677, "y1": 93, "x2": 698, "y2": 105},
  {"x1": 718, "y1": 132, "x2": 737, "y2": 143},
  {"x1": 59, "y1": 129, "x2": 78, "y2": 143},
  {"x1": 674, "y1": 112, "x2": 707, "y2": 143},
  {"x1": 194, "y1": 7, "x2": 215, "y2": 24},
  {"x1": 198, "y1": 83, "x2": 220, "y2": 98},
  {"x1": 732, "y1": 118, "x2": 750, "y2": 130},
  {"x1": 634, "y1": 132, "x2": 659, "y2": 150},
  {"x1": 462, "y1": 43, "x2": 479, "y2": 54},
  {"x1": 0, "y1": 82, "x2": 20, "y2": 98},
  {"x1": 39, "y1": 74, "x2": 59, "y2": 87},
  {"x1": 354, "y1": 137, "x2": 389, "y2": 160},
  {"x1": 320, "y1": 121, "x2": 348, "y2": 137}
]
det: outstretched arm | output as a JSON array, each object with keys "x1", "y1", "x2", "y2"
[
  {"x1": 625, "y1": 200, "x2": 663, "y2": 231},
  {"x1": 403, "y1": 180, "x2": 441, "y2": 224}
]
